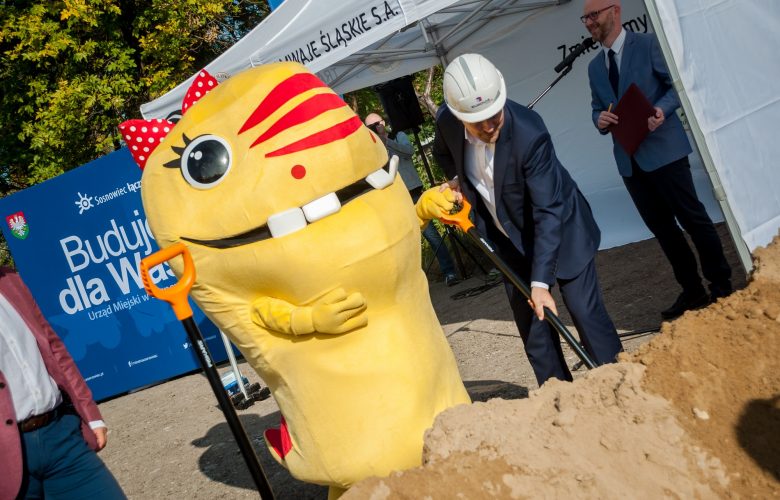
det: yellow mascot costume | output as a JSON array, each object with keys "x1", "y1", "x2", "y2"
[{"x1": 120, "y1": 62, "x2": 470, "y2": 496}]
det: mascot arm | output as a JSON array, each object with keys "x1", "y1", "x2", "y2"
[
  {"x1": 415, "y1": 186, "x2": 457, "y2": 229},
  {"x1": 251, "y1": 288, "x2": 367, "y2": 335}
]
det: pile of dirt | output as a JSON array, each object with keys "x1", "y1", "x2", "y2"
[{"x1": 345, "y1": 236, "x2": 780, "y2": 499}]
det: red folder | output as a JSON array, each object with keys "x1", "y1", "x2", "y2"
[{"x1": 610, "y1": 83, "x2": 656, "y2": 155}]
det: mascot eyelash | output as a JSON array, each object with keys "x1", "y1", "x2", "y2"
[{"x1": 163, "y1": 134, "x2": 193, "y2": 168}]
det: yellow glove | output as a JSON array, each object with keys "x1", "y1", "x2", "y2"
[
  {"x1": 251, "y1": 288, "x2": 367, "y2": 335},
  {"x1": 415, "y1": 186, "x2": 456, "y2": 229}
]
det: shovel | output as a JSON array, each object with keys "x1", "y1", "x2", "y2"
[
  {"x1": 438, "y1": 199, "x2": 597, "y2": 370},
  {"x1": 139, "y1": 243, "x2": 275, "y2": 499}
]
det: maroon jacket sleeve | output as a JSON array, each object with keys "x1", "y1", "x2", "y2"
[
  {"x1": 0, "y1": 268, "x2": 102, "y2": 449},
  {"x1": 0, "y1": 368, "x2": 24, "y2": 500},
  {"x1": 39, "y1": 309, "x2": 103, "y2": 423}
]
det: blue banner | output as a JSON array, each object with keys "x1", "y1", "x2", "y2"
[{"x1": 0, "y1": 148, "x2": 228, "y2": 401}]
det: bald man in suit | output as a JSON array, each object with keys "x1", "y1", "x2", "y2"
[{"x1": 584, "y1": 0, "x2": 732, "y2": 319}]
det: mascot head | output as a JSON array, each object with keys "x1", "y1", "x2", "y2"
[{"x1": 121, "y1": 63, "x2": 392, "y2": 254}]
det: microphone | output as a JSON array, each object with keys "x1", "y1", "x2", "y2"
[{"x1": 554, "y1": 38, "x2": 595, "y2": 73}]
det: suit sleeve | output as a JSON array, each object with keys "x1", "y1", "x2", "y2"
[
  {"x1": 17, "y1": 276, "x2": 103, "y2": 424},
  {"x1": 433, "y1": 111, "x2": 458, "y2": 180},
  {"x1": 649, "y1": 35, "x2": 681, "y2": 117},
  {"x1": 588, "y1": 63, "x2": 610, "y2": 136},
  {"x1": 523, "y1": 132, "x2": 565, "y2": 286},
  {"x1": 45, "y1": 324, "x2": 102, "y2": 423}
]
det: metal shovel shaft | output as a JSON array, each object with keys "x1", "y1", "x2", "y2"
[
  {"x1": 140, "y1": 243, "x2": 275, "y2": 499},
  {"x1": 180, "y1": 317, "x2": 274, "y2": 498},
  {"x1": 438, "y1": 200, "x2": 597, "y2": 370}
]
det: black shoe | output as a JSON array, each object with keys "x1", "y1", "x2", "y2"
[
  {"x1": 445, "y1": 274, "x2": 460, "y2": 287},
  {"x1": 709, "y1": 282, "x2": 733, "y2": 302},
  {"x1": 661, "y1": 289, "x2": 710, "y2": 319}
]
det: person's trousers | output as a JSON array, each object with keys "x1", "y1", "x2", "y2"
[
  {"x1": 411, "y1": 188, "x2": 457, "y2": 277},
  {"x1": 422, "y1": 222, "x2": 457, "y2": 276},
  {"x1": 18, "y1": 412, "x2": 125, "y2": 499},
  {"x1": 496, "y1": 237, "x2": 622, "y2": 386},
  {"x1": 622, "y1": 156, "x2": 732, "y2": 294}
]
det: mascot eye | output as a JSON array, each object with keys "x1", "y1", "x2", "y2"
[{"x1": 180, "y1": 135, "x2": 232, "y2": 189}]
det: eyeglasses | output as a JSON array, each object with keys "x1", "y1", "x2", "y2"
[
  {"x1": 580, "y1": 5, "x2": 615, "y2": 23},
  {"x1": 366, "y1": 121, "x2": 384, "y2": 132}
]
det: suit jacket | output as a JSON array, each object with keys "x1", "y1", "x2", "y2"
[
  {"x1": 588, "y1": 30, "x2": 692, "y2": 177},
  {"x1": 0, "y1": 267, "x2": 102, "y2": 500},
  {"x1": 433, "y1": 101, "x2": 600, "y2": 285}
]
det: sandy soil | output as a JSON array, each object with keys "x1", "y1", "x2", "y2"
[
  {"x1": 97, "y1": 224, "x2": 765, "y2": 498},
  {"x1": 346, "y1": 233, "x2": 779, "y2": 499}
]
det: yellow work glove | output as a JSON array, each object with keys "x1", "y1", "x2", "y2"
[
  {"x1": 251, "y1": 288, "x2": 367, "y2": 336},
  {"x1": 415, "y1": 186, "x2": 456, "y2": 229}
]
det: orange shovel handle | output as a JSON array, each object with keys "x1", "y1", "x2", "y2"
[
  {"x1": 139, "y1": 242, "x2": 195, "y2": 320},
  {"x1": 438, "y1": 197, "x2": 475, "y2": 233}
]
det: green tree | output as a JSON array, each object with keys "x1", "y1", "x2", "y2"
[
  {"x1": 0, "y1": 0, "x2": 268, "y2": 265},
  {"x1": 0, "y1": 0, "x2": 268, "y2": 193}
]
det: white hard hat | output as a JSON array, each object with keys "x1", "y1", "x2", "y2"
[{"x1": 443, "y1": 53, "x2": 507, "y2": 123}]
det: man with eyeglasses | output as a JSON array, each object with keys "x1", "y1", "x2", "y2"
[
  {"x1": 583, "y1": 0, "x2": 732, "y2": 319},
  {"x1": 433, "y1": 53, "x2": 622, "y2": 386}
]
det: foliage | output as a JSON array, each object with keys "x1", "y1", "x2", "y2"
[
  {"x1": 0, "y1": 0, "x2": 269, "y2": 197},
  {"x1": 0, "y1": 232, "x2": 10, "y2": 268},
  {"x1": 0, "y1": 0, "x2": 268, "y2": 265}
]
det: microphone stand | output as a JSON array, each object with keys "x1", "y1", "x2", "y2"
[{"x1": 527, "y1": 64, "x2": 572, "y2": 110}]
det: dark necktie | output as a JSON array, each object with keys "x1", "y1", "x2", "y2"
[{"x1": 607, "y1": 49, "x2": 619, "y2": 95}]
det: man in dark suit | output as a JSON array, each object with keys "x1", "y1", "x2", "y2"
[
  {"x1": 584, "y1": 0, "x2": 732, "y2": 319},
  {"x1": 433, "y1": 53, "x2": 622, "y2": 386},
  {"x1": 0, "y1": 267, "x2": 125, "y2": 499}
]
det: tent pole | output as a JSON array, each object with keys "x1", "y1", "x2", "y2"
[
  {"x1": 421, "y1": 19, "x2": 448, "y2": 68},
  {"x1": 643, "y1": 0, "x2": 752, "y2": 275}
]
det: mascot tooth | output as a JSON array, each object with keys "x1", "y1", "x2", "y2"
[{"x1": 121, "y1": 63, "x2": 470, "y2": 496}]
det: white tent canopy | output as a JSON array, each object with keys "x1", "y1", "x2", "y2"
[
  {"x1": 141, "y1": 0, "x2": 463, "y2": 119},
  {"x1": 142, "y1": 0, "x2": 779, "y2": 268},
  {"x1": 140, "y1": 0, "x2": 564, "y2": 117}
]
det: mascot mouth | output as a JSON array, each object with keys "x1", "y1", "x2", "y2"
[{"x1": 182, "y1": 158, "x2": 398, "y2": 249}]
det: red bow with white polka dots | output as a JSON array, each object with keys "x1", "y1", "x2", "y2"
[{"x1": 119, "y1": 70, "x2": 219, "y2": 169}]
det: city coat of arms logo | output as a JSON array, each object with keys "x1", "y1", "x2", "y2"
[{"x1": 6, "y1": 211, "x2": 29, "y2": 240}]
